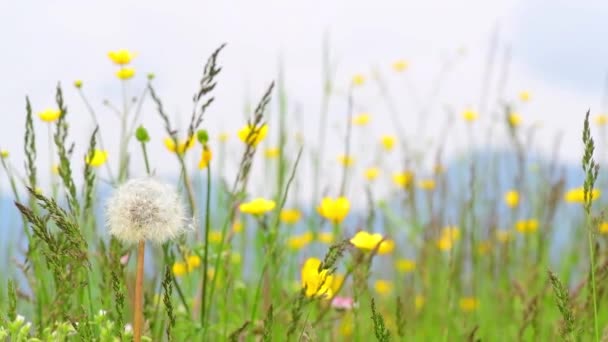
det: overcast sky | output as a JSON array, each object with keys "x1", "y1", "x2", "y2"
[{"x1": 2, "y1": 0, "x2": 608, "y2": 199}]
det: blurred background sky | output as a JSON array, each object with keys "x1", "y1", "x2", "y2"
[{"x1": 2, "y1": 0, "x2": 608, "y2": 196}]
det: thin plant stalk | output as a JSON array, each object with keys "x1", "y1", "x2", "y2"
[
  {"x1": 201, "y1": 162, "x2": 212, "y2": 325},
  {"x1": 134, "y1": 240, "x2": 145, "y2": 342}
]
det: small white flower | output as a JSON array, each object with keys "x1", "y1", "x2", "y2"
[
  {"x1": 106, "y1": 177, "x2": 190, "y2": 244},
  {"x1": 15, "y1": 315, "x2": 25, "y2": 323},
  {"x1": 124, "y1": 324, "x2": 133, "y2": 333},
  {"x1": 98, "y1": 309, "x2": 107, "y2": 316}
]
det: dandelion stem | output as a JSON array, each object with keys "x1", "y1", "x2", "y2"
[
  {"x1": 134, "y1": 240, "x2": 145, "y2": 342},
  {"x1": 201, "y1": 163, "x2": 212, "y2": 326}
]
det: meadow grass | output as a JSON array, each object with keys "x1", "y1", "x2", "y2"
[{"x1": 0, "y1": 45, "x2": 607, "y2": 342}]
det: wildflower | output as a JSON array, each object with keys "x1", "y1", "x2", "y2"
[
  {"x1": 331, "y1": 296, "x2": 355, "y2": 310},
  {"x1": 186, "y1": 255, "x2": 201, "y2": 269},
  {"x1": 0, "y1": 149, "x2": 8, "y2": 159},
  {"x1": 108, "y1": 49, "x2": 135, "y2": 65},
  {"x1": 515, "y1": 219, "x2": 539, "y2": 234},
  {"x1": 172, "y1": 262, "x2": 188, "y2": 276},
  {"x1": 599, "y1": 222, "x2": 608, "y2": 235},
  {"x1": 317, "y1": 197, "x2": 350, "y2": 223},
  {"x1": 237, "y1": 124, "x2": 268, "y2": 146},
  {"x1": 477, "y1": 241, "x2": 492, "y2": 255},
  {"x1": 116, "y1": 67, "x2": 136, "y2": 80},
  {"x1": 564, "y1": 187, "x2": 600, "y2": 203},
  {"x1": 106, "y1": 177, "x2": 189, "y2": 244},
  {"x1": 441, "y1": 226, "x2": 461, "y2": 241},
  {"x1": 74, "y1": 80, "x2": 83, "y2": 88},
  {"x1": 164, "y1": 137, "x2": 195, "y2": 155},
  {"x1": 349, "y1": 231, "x2": 394, "y2": 255},
  {"x1": 51, "y1": 163, "x2": 60, "y2": 174},
  {"x1": 38, "y1": 108, "x2": 61, "y2": 123},
  {"x1": 364, "y1": 167, "x2": 380, "y2": 182},
  {"x1": 417, "y1": 179, "x2": 435, "y2": 191},
  {"x1": 239, "y1": 198, "x2": 276, "y2": 215},
  {"x1": 462, "y1": 108, "x2": 478, "y2": 122},
  {"x1": 393, "y1": 171, "x2": 414, "y2": 188},
  {"x1": 288, "y1": 232, "x2": 314, "y2": 250},
  {"x1": 331, "y1": 274, "x2": 345, "y2": 295},
  {"x1": 519, "y1": 91, "x2": 531, "y2": 102},
  {"x1": 508, "y1": 112, "x2": 522, "y2": 127},
  {"x1": 198, "y1": 146, "x2": 212, "y2": 169},
  {"x1": 351, "y1": 74, "x2": 365, "y2": 86},
  {"x1": 392, "y1": 60, "x2": 408, "y2": 72},
  {"x1": 264, "y1": 147, "x2": 280, "y2": 159},
  {"x1": 459, "y1": 297, "x2": 479, "y2": 312},
  {"x1": 352, "y1": 113, "x2": 371, "y2": 126},
  {"x1": 337, "y1": 154, "x2": 355, "y2": 167},
  {"x1": 415, "y1": 295, "x2": 425, "y2": 310},
  {"x1": 496, "y1": 229, "x2": 513, "y2": 243},
  {"x1": 232, "y1": 220, "x2": 243, "y2": 233},
  {"x1": 218, "y1": 132, "x2": 229, "y2": 143},
  {"x1": 437, "y1": 237, "x2": 454, "y2": 251},
  {"x1": 504, "y1": 190, "x2": 520, "y2": 208},
  {"x1": 208, "y1": 230, "x2": 223, "y2": 244},
  {"x1": 280, "y1": 208, "x2": 302, "y2": 225},
  {"x1": 395, "y1": 259, "x2": 416, "y2": 273},
  {"x1": 374, "y1": 280, "x2": 393, "y2": 295},
  {"x1": 595, "y1": 114, "x2": 608, "y2": 126},
  {"x1": 85, "y1": 149, "x2": 108, "y2": 167},
  {"x1": 301, "y1": 257, "x2": 334, "y2": 298},
  {"x1": 318, "y1": 231, "x2": 334, "y2": 244},
  {"x1": 380, "y1": 135, "x2": 396, "y2": 151}
]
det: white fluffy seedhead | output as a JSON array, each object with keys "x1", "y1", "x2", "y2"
[{"x1": 106, "y1": 177, "x2": 190, "y2": 244}]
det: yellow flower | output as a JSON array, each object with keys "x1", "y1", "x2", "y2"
[
  {"x1": 85, "y1": 149, "x2": 108, "y2": 167},
  {"x1": 318, "y1": 231, "x2": 334, "y2": 244},
  {"x1": 239, "y1": 198, "x2": 276, "y2": 215},
  {"x1": 415, "y1": 295, "x2": 425, "y2": 310},
  {"x1": 280, "y1": 209, "x2": 302, "y2": 225},
  {"x1": 374, "y1": 280, "x2": 393, "y2": 296},
  {"x1": 380, "y1": 135, "x2": 396, "y2": 151},
  {"x1": 395, "y1": 259, "x2": 416, "y2": 273},
  {"x1": 595, "y1": 114, "x2": 608, "y2": 126},
  {"x1": 519, "y1": 90, "x2": 531, "y2": 102},
  {"x1": 337, "y1": 154, "x2": 355, "y2": 167},
  {"x1": 38, "y1": 108, "x2": 61, "y2": 123},
  {"x1": 393, "y1": 171, "x2": 414, "y2": 188},
  {"x1": 392, "y1": 60, "x2": 408, "y2": 72},
  {"x1": 364, "y1": 167, "x2": 381, "y2": 181},
  {"x1": 515, "y1": 219, "x2": 539, "y2": 234},
  {"x1": 301, "y1": 257, "x2": 334, "y2": 298},
  {"x1": 232, "y1": 220, "x2": 244, "y2": 233},
  {"x1": 51, "y1": 164, "x2": 60, "y2": 175},
  {"x1": 349, "y1": 231, "x2": 394, "y2": 255},
  {"x1": 172, "y1": 262, "x2": 188, "y2": 277},
  {"x1": 352, "y1": 113, "x2": 371, "y2": 126},
  {"x1": 74, "y1": 80, "x2": 83, "y2": 88},
  {"x1": 218, "y1": 132, "x2": 229, "y2": 143},
  {"x1": 496, "y1": 229, "x2": 513, "y2": 243},
  {"x1": 0, "y1": 149, "x2": 8, "y2": 159},
  {"x1": 317, "y1": 197, "x2": 350, "y2": 223},
  {"x1": 462, "y1": 108, "x2": 478, "y2": 122},
  {"x1": 264, "y1": 147, "x2": 280, "y2": 159},
  {"x1": 459, "y1": 297, "x2": 479, "y2": 312},
  {"x1": 508, "y1": 112, "x2": 522, "y2": 127},
  {"x1": 504, "y1": 190, "x2": 520, "y2": 208},
  {"x1": 599, "y1": 222, "x2": 608, "y2": 234},
  {"x1": 186, "y1": 255, "x2": 201, "y2": 270},
  {"x1": 437, "y1": 237, "x2": 454, "y2": 251},
  {"x1": 331, "y1": 274, "x2": 345, "y2": 295},
  {"x1": 108, "y1": 49, "x2": 135, "y2": 65},
  {"x1": 351, "y1": 74, "x2": 365, "y2": 86},
  {"x1": 237, "y1": 124, "x2": 268, "y2": 146},
  {"x1": 441, "y1": 226, "x2": 461, "y2": 241},
  {"x1": 417, "y1": 179, "x2": 435, "y2": 191},
  {"x1": 564, "y1": 187, "x2": 600, "y2": 203},
  {"x1": 288, "y1": 231, "x2": 314, "y2": 250},
  {"x1": 198, "y1": 146, "x2": 212, "y2": 169},
  {"x1": 477, "y1": 241, "x2": 492, "y2": 256},
  {"x1": 164, "y1": 137, "x2": 195, "y2": 155},
  {"x1": 116, "y1": 67, "x2": 136, "y2": 80},
  {"x1": 208, "y1": 230, "x2": 223, "y2": 244}
]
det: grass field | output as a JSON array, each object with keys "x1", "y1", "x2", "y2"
[{"x1": 0, "y1": 45, "x2": 607, "y2": 341}]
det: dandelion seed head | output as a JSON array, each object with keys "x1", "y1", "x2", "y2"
[{"x1": 106, "y1": 177, "x2": 189, "y2": 244}]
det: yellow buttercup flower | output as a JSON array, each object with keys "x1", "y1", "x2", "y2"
[
  {"x1": 38, "y1": 108, "x2": 61, "y2": 123},
  {"x1": 350, "y1": 231, "x2": 394, "y2": 255},
  {"x1": 172, "y1": 262, "x2": 188, "y2": 277},
  {"x1": 239, "y1": 198, "x2": 276, "y2": 215},
  {"x1": 374, "y1": 280, "x2": 393, "y2": 296},
  {"x1": 395, "y1": 259, "x2": 416, "y2": 273},
  {"x1": 264, "y1": 147, "x2": 280, "y2": 159},
  {"x1": 459, "y1": 297, "x2": 479, "y2": 312},
  {"x1": 415, "y1": 295, "x2": 425, "y2": 310},
  {"x1": 74, "y1": 80, "x2": 83, "y2": 88},
  {"x1": 515, "y1": 219, "x2": 539, "y2": 234},
  {"x1": 232, "y1": 220, "x2": 244, "y2": 233},
  {"x1": 564, "y1": 187, "x2": 600, "y2": 203},
  {"x1": 330, "y1": 274, "x2": 345, "y2": 295},
  {"x1": 380, "y1": 135, "x2": 396, "y2": 151},
  {"x1": 393, "y1": 171, "x2": 414, "y2": 188},
  {"x1": 108, "y1": 49, "x2": 135, "y2": 65},
  {"x1": 164, "y1": 137, "x2": 196, "y2": 155},
  {"x1": 238, "y1": 124, "x2": 268, "y2": 146},
  {"x1": 504, "y1": 190, "x2": 520, "y2": 208},
  {"x1": 318, "y1": 231, "x2": 334, "y2": 244},
  {"x1": 437, "y1": 237, "x2": 454, "y2": 251},
  {"x1": 496, "y1": 229, "x2": 513, "y2": 243},
  {"x1": 280, "y1": 208, "x2": 302, "y2": 225},
  {"x1": 116, "y1": 67, "x2": 135, "y2": 80},
  {"x1": 462, "y1": 108, "x2": 478, "y2": 122},
  {"x1": 508, "y1": 112, "x2": 522, "y2": 127},
  {"x1": 85, "y1": 149, "x2": 108, "y2": 167},
  {"x1": 519, "y1": 90, "x2": 531, "y2": 102},
  {"x1": 208, "y1": 230, "x2": 223, "y2": 244},
  {"x1": 364, "y1": 167, "x2": 380, "y2": 181},
  {"x1": 352, "y1": 74, "x2": 365, "y2": 86},
  {"x1": 198, "y1": 146, "x2": 212, "y2": 169},
  {"x1": 186, "y1": 255, "x2": 201, "y2": 270},
  {"x1": 0, "y1": 149, "x2": 8, "y2": 159},
  {"x1": 317, "y1": 197, "x2": 350, "y2": 223},
  {"x1": 392, "y1": 60, "x2": 408, "y2": 72},
  {"x1": 352, "y1": 113, "x2": 371, "y2": 126},
  {"x1": 417, "y1": 179, "x2": 435, "y2": 191},
  {"x1": 337, "y1": 154, "x2": 355, "y2": 167},
  {"x1": 288, "y1": 231, "x2": 314, "y2": 250},
  {"x1": 595, "y1": 114, "x2": 608, "y2": 126},
  {"x1": 301, "y1": 257, "x2": 334, "y2": 298},
  {"x1": 599, "y1": 222, "x2": 608, "y2": 235},
  {"x1": 437, "y1": 226, "x2": 460, "y2": 251}
]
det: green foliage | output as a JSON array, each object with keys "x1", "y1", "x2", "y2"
[{"x1": 371, "y1": 298, "x2": 391, "y2": 342}]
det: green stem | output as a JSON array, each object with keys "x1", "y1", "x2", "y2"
[
  {"x1": 201, "y1": 163, "x2": 212, "y2": 326},
  {"x1": 140, "y1": 143, "x2": 151, "y2": 175},
  {"x1": 586, "y1": 215, "x2": 599, "y2": 342}
]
